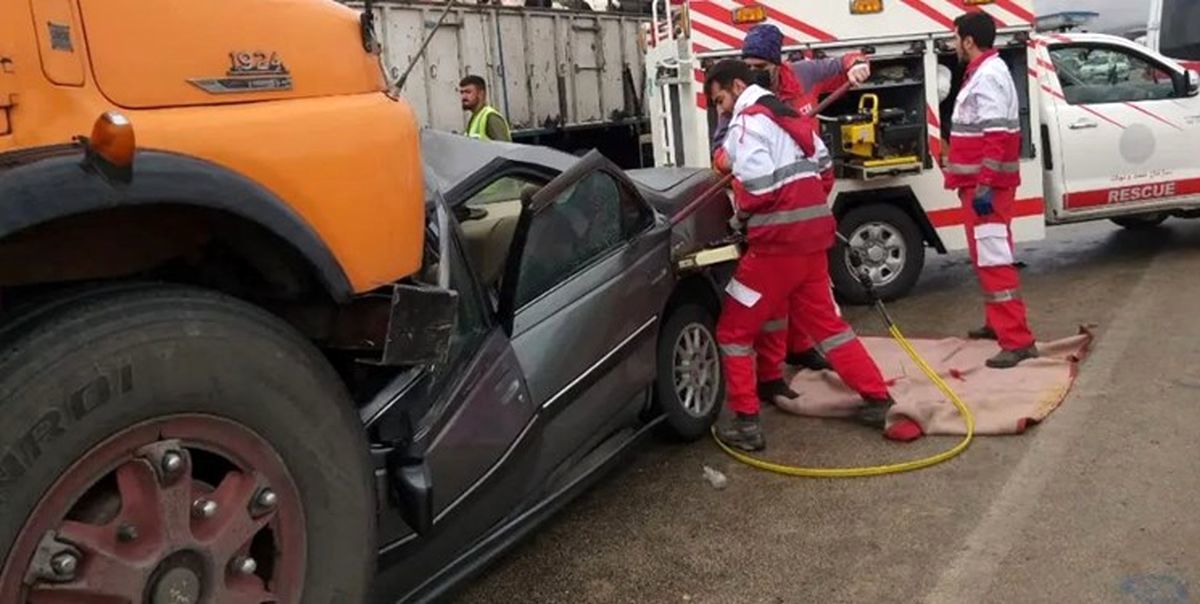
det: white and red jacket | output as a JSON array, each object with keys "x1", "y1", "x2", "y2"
[
  {"x1": 944, "y1": 49, "x2": 1022, "y2": 191},
  {"x1": 724, "y1": 84, "x2": 835, "y2": 256}
]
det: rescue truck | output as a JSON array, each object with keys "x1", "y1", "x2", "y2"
[{"x1": 645, "y1": 0, "x2": 1200, "y2": 303}]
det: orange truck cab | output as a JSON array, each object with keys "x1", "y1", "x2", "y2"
[
  {"x1": 0, "y1": 1, "x2": 454, "y2": 601},
  {"x1": 0, "y1": 0, "x2": 426, "y2": 299}
]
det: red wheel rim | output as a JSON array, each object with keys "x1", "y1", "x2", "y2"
[{"x1": 0, "y1": 415, "x2": 306, "y2": 604}]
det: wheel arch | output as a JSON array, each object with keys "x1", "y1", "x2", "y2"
[
  {"x1": 832, "y1": 186, "x2": 947, "y2": 254},
  {"x1": 664, "y1": 272, "x2": 723, "y2": 321},
  {"x1": 0, "y1": 147, "x2": 354, "y2": 303}
]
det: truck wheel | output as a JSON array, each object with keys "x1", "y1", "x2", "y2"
[
  {"x1": 830, "y1": 204, "x2": 925, "y2": 304},
  {"x1": 654, "y1": 304, "x2": 724, "y2": 441},
  {"x1": 0, "y1": 285, "x2": 375, "y2": 604},
  {"x1": 1111, "y1": 213, "x2": 1167, "y2": 229}
]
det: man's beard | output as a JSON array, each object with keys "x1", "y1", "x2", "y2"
[{"x1": 750, "y1": 68, "x2": 774, "y2": 90}]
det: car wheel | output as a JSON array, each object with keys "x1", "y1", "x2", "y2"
[
  {"x1": 0, "y1": 285, "x2": 375, "y2": 604},
  {"x1": 654, "y1": 304, "x2": 724, "y2": 441},
  {"x1": 1111, "y1": 213, "x2": 1167, "y2": 229},
  {"x1": 829, "y1": 203, "x2": 925, "y2": 305}
]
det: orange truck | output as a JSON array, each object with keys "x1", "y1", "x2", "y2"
[{"x1": 0, "y1": 0, "x2": 444, "y2": 601}]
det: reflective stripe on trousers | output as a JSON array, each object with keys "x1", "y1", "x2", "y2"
[
  {"x1": 721, "y1": 343, "x2": 754, "y2": 356},
  {"x1": 984, "y1": 289, "x2": 1020, "y2": 303},
  {"x1": 816, "y1": 329, "x2": 856, "y2": 355},
  {"x1": 763, "y1": 318, "x2": 787, "y2": 332},
  {"x1": 982, "y1": 158, "x2": 1020, "y2": 173}
]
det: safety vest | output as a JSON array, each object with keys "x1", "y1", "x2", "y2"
[
  {"x1": 945, "y1": 50, "x2": 1022, "y2": 191},
  {"x1": 466, "y1": 105, "x2": 507, "y2": 140},
  {"x1": 726, "y1": 86, "x2": 836, "y2": 256}
]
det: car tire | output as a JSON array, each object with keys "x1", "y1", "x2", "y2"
[
  {"x1": 1111, "y1": 213, "x2": 1167, "y2": 229},
  {"x1": 0, "y1": 284, "x2": 376, "y2": 604},
  {"x1": 829, "y1": 203, "x2": 926, "y2": 305},
  {"x1": 653, "y1": 303, "x2": 724, "y2": 441}
]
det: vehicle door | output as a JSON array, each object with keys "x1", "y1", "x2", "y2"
[
  {"x1": 367, "y1": 184, "x2": 539, "y2": 580},
  {"x1": 1041, "y1": 40, "x2": 1200, "y2": 219},
  {"x1": 499, "y1": 150, "x2": 673, "y2": 474}
]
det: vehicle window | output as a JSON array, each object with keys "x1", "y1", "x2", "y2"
[
  {"x1": 458, "y1": 175, "x2": 544, "y2": 291},
  {"x1": 1050, "y1": 46, "x2": 1178, "y2": 105},
  {"x1": 1160, "y1": 0, "x2": 1200, "y2": 61},
  {"x1": 465, "y1": 176, "x2": 530, "y2": 207},
  {"x1": 513, "y1": 171, "x2": 627, "y2": 308}
]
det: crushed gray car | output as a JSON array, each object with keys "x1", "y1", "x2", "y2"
[{"x1": 369, "y1": 130, "x2": 734, "y2": 602}]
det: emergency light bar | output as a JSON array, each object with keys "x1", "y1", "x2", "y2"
[
  {"x1": 731, "y1": 5, "x2": 767, "y2": 24},
  {"x1": 850, "y1": 0, "x2": 883, "y2": 15}
]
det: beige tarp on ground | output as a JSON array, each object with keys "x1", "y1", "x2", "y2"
[{"x1": 774, "y1": 329, "x2": 1093, "y2": 439}]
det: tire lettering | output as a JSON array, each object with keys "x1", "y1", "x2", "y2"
[{"x1": 0, "y1": 364, "x2": 133, "y2": 501}]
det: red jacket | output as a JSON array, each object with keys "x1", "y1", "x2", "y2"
[
  {"x1": 945, "y1": 49, "x2": 1022, "y2": 191},
  {"x1": 713, "y1": 52, "x2": 864, "y2": 167},
  {"x1": 724, "y1": 86, "x2": 835, "y2": 256}
]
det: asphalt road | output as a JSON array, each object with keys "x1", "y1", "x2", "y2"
[{"x1": 456, "y1": 218, "x2": 1200, "y2": 604}]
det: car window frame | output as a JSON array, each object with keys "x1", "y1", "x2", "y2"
[
  {"x1": 497, "y1": 151, "x2": 658, "y2": 329},
  {"x1": 1048, "y1": 42, "x2": 1187, "y2": 105}
]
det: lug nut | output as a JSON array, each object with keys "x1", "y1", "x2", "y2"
[
  {"x1": 255, "y1": 488, "x2": 277, "y2": 510},
  {"x1": 192, "y1": 498, "x2": 219, "y2": 519},
  {"x1": 161, "y1": 451, "x2": 185, "y2": 475},
  {"x1": 50, "y1": 552, "x2": 79, "y2": 578},
  {"x1": 116, "y1": 523, "x2": 139, "y2": 543},
  {"x1": 231, "y1": 556, "x2": 257, "y2": 576}
]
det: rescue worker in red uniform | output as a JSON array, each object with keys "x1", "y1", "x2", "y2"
[
  {"x1": 711, "y1": 24, "x2": 872, "y2": 401},
  {"x1": 946, "y1": 12, "x2": 1038, "y2": 368},
  {"x1": 706, "y1": 59, "x2": 896, "y2": 451}
]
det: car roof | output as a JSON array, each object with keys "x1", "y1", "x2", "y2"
[{"x1": 420, "y1": 129, "x2": 578, "y2": 196}]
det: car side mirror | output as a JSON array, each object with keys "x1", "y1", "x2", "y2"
[{"x1": 1188, "y1": 69, "x2": 1200, "y2": 97}]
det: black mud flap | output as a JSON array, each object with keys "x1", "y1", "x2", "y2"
[{"x1": 380, "y1": 283, "x2": 458, "y2": 366}]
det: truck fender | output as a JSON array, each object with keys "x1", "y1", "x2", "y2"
[{"x1": 0, "y1": 147, "x2": 353, "y2": 301}]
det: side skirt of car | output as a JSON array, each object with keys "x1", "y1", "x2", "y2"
[{"x1": 397, "y1": 414, "x2": 667, "y2": 604}]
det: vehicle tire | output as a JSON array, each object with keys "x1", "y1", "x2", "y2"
[
  {"x1": 0, "y1": 284, "x2": 375, "y2": 604},
  {"x1": 653, "y1": 303, "x2": 724, "y2": 441},
  {"x1": 1111, "y1": 213, "x2": 1167, "y2": 229},
  {"x1": 829, "y1": 203, "x2": 926, "y2": 305}
]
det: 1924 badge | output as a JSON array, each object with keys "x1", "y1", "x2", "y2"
[{"x1": 189, "y1": 51, "x2": 292, "y2": 94}]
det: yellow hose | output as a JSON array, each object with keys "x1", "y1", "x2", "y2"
[{"x1": 711, "y1": 323, "x2": 975, "y2": 478}]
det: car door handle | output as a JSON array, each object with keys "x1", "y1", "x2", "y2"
[{"x1": 1068, "y1": 118, "x2": 1098, "y2": 130}]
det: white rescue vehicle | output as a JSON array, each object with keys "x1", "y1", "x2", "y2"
[{"x1": 644, "y1": 0, "x2": 1200, "y2": 303}]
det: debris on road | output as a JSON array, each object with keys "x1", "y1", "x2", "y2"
[{"x1": 702, "y1": 465, "x2": 728, "y2": 490}]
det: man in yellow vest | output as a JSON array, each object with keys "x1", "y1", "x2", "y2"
[{"x1": 460, "y1": 75, "x2": 512, "y2": 142}]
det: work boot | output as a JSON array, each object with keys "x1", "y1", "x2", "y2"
[
  {"x1": 786, "y1": 347, "x2": 832, "y2": 371},
  {"x1": 985, "y1": 345, "x2": 1038, "y2": 369},
  {"x1": 758, "y1": 379, "x2": 798, "y2": 406},
  {"x1": 968, "y1": 325, "x2": 998, "y2": 340},
  {"x1": 853, "y1": 395, "x2": 895, "y2": 429},
  {"x1": 717, "y1": 414, "x2": 766, "y2": 452}
]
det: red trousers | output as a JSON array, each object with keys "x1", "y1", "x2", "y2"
[
  {"x1": 717, "y1": 250, "x2": 890, "y2": 415},
  {"x1": 960, "y1": 187, "x2": 1036, "y2": 351}
]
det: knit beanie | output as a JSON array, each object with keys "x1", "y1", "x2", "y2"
[{"x1": 742, "y1": 24, "x2": 783, "y2": 65}]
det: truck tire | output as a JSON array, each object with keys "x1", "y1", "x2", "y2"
[
  {"x1": 830, "y1": 203, "x2": 925, "y2": 305},
  {"x1": 1111, "y1": 213, "x2": 1167, "y2": 229},
  {"x1": 0, "y1": 285, "x2": 375, "y2": 604},
  {"x1": 653, "y1": 304, "x2": 724, "y2": 441}
]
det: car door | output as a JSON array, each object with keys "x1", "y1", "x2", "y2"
[
  {"x1": 368, "y1": 187, "x2": 541, "y2": 592},
  {"x1": 1042, "y1": 41, "x2": 1200, "y2": 219},
  {"x1": 499, "y1": 150, "x2": 674, "y2": 477}
]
